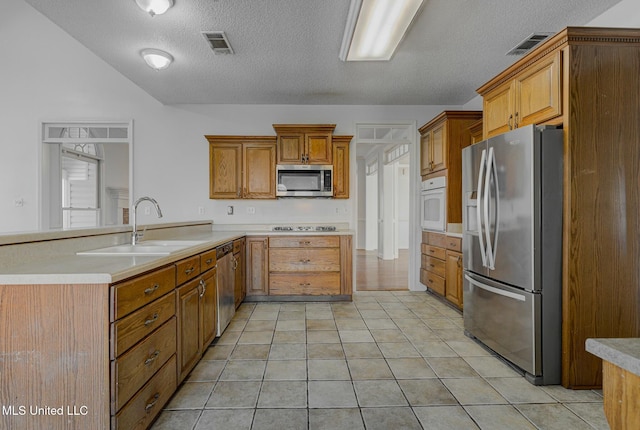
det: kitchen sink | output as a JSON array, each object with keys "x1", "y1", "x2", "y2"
[{"x1": 76, "y1": 240, "x2": 209, "y2": 256}]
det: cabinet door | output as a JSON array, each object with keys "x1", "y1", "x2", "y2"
[
  {"x1": 244, "y1": 142, "x2": 276, "y2": 199},
  {"x1": 420, "y1": 131, "x2": 432, "y2": 176},
  {"x1": 430, "y1": 123, "x2": 447, "y2": 172},
  {"x1": 277, "y1": 133, "x2": 305, "y2": 164},
  {"x1": 201, "y1": 270, "x2": 217, "y2": 349},
  {"x1": 332, "y1": 138, "x2": 350, "y2": 199},
  {"x1": 445, "y1": 251, "x2": 463, "y2": 309},
  {"x1": 246, "y1": 236, "x2": 269, "y2": 296},
  {"x1": 233, "y1": 252, "x2": 243, "y2": 308},
  {"x1": 483, "y1": 81, "x2": 515, "y2": 138},
  {"x1": 306, "y1": 133, "x2": 333, "y2": 164},
  {"x1": 177, "y1": 279, "x2": 201, "y2": 383},
  {"x1": 515, "y1": 51, "x2": 561, "y2": 128},
  {"x1": 209, "y1": 143, "x2": 242, "y2": 199}
]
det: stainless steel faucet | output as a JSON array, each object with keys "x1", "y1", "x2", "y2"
[{"x1": 131, "y1": 197, "x2": 163, "y2": 245}]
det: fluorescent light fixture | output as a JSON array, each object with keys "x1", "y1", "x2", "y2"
[
  {"x1": 339, "y1": 0, "x2": 424, "y2": 61},
  {"x1": 140, "y1": 49, "x2": 174, "y2": 70},
  {"x1": 135, "y1": 0, "x2": 174, "y2": 17}
]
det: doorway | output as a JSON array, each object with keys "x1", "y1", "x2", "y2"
[{"x1": 355, "y1": 123, "x2": 417, "y2": 292}]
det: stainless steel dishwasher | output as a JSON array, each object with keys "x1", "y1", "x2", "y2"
[{"x1": 216, "y1": 242, "x2": 236, "y2": 336}]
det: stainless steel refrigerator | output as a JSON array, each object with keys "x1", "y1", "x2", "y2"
[{"x1": 462, "y1": 124, "x2": 563, "y2": 385}]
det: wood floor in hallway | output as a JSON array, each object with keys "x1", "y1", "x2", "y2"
[{"x1": 356, "y1": 249, "x2": 409, "y2": 291}]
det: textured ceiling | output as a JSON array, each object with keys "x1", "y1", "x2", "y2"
[{"x1": 23, "y1": 0, "x2": 621, "y2": 105}]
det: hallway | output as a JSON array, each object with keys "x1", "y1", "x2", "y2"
[{"x1": 356, "y1": 249, "x2": 409, "y2": 291}]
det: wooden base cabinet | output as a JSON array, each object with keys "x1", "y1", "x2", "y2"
[
  {"x1": 233, "y1": 238, "x2": 246, "y2": 308},
  {"x1": 421, "y1": 232, "x2": 463, "y2": 309},
  {"x1": 478, "y1": 26, "x2": 640, "y2": 389},
  {"x1": 246, "y1": 236, "x2": 269, "y2": 297},
  {"x1": 176, "y1": 257, "x2": 217, "y2": 384}
]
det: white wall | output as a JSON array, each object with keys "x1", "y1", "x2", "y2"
[
  {"x1": 396, "y1": 163, "x2": 410, "y2": 249},
  {"x1": 587, "y1": 0, "x2": 640, "y2": 26},
  {"x1": 0, "y1": 0, "x2": 455, "y2": 233}
]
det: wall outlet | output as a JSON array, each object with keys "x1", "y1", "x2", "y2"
[
  {"x1": 198, "y1": 206, "x2": 205, "y2": 215},
  {"x1": 247, "y1": 206, "x2": 255, "y2": 214},
  {"x1": 227, "y1": 206, "x2": 234, "y2": 215}
]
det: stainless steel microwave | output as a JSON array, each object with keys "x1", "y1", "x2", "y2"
[{"x1": 276, "y1": 165, "x2": 333, "y2": 197}]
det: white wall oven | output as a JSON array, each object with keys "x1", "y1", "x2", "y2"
[{"x1": 420, "y1": 176, "x2": 446, "y2": 231}]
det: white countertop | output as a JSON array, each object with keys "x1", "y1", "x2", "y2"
[
  {"x1": 586, "y1": 338, "x2": 640, "y2": 376},
  {"x1": 0, "y1": 228, "x2": 354, "y2": 285}
]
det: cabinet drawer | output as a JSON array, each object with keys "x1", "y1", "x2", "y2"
[
  {"x1": 424, "y1": 245, "x2": 446, "y2": 260},
  {"x1": 421, "y1": 269, "x2": 445, "y2": 296},
  {"x1": 200, "y1": 249, "x2": 217, "y2": 273},
  {"x1": 269, "y1": 236, "x2": 339, "y2": 248},
  {"x1": 112, "y1": 265, "x2": 176, "y2": 320},
  {"x1": 233, "y1": 238, "x2": 245, "y2": 254},
  {"x1": 269, "y1": 248, "x2": 340, "y2": 272},
  {"x1": 111, "y1": 291, "x2": 176, "y2": 359},
  {"x1": 112, "y1": 318, "x2": 177, "y2": 412},
  {"x1": 269, "y1": 272, "x2": 341, "y2": 295},
  {"x1": 423, "y1": 256, "x2": 446, "y2": 278},
  {"x1": 446, "y1": 236, "x2": 462, "y2": 252},
  {"x1": 176, "y1": 255, "x2": 201, "y2": 285},
  {"x1": 112, "y1": 355, "x2": 176, "y2": 430},
  {"x1": 427, "y1": 232, "x2": 447, "y2": 247}
]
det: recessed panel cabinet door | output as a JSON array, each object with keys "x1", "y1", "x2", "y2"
[
  {"x1": 515, "y1": 51, "x2": 561, "y2": 128},
  {"x1": 277, "y1": 133, "x2": 304, "y2": 164},
  {"x1": 210, "y1": 143, "x2": 242, "y2": 199},
  {"x1": 306, "y1": 133, "x2": 333, "y2": 164},
  {"x1": 244, "y1": 143, "x2": 276, "y2": 198},
  {"x1": 430, "y1": 123, "x2": 446, "y2": 172},
  {"x1": 483, "y1": 81, "x2": 515, "y2": 138}
]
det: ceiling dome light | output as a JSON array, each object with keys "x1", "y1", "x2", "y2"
[
  {"x1": 135, "y1": 0, "x2": 174, "y2": 17},
  {"x1": 140, "y1": 49, "x2": 174, "y2": 70}
]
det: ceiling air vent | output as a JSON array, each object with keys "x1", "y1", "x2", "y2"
[
  {"x1": 506, "y1": 33, "x2": 553, "y2": 56},
  {"x1": 201, "y1": 31, "x2": 234, "y2": 55}
]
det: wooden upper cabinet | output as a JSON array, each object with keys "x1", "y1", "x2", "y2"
[
  {"x1": 208, "y1": 142, "x2": 242, "y2": 199},
  {"x1": 469, "y1": 119, "x2": 484, "y2": 144},
  {"x1": 206, "y1": 136, "x2": 277, "y2": 199},
  {"x1": 480, "y1": 51, "x2": 561, "y2": 138},
  {"x1": 332, "y1": 135, "x2": 351, "y2": 199},
  {"x1": 419, "y1": 111, "x2": 482, "y2": 177},
  {"x1": 277, "y1": 133, "x2": 305, "y2": 164},
  {"x1": 273, "y1": 124, "x2": 336, "y2": 165},
  {"x1": 244, "y1": 142, "x2": 276, "y2": 198}
]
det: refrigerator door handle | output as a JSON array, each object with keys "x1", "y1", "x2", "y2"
[
  {"x1": 476, "y1": 148, "x2": 488, "y2": 267},
  {"x1": 464, "y1": 274, "x2": 526, "y2": 302},
  {"x1": 486, "y1": 147, "x2": 500, "y2": 270},
  {"x1": 483, "y1": 147, "x2": 494, "y2": 269}
]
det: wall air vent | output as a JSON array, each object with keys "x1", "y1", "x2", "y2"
[
  {"x1": 201, "y1": 31, "x2": 234, "y2": 55},
  {"x1": 506, "y1": 33, "x2": 553, "y2": 56}
]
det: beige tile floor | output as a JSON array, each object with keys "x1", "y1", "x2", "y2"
[{"x1": 151, "y1": 291, "x2": 609, "y2": 430}]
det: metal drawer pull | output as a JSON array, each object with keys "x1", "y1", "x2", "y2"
[
  {"x1": 199, "y1": 279, "x2": 206, "y2": 298},
  {"x1": 185, "y1": 267, "x2": 195, "y2": 275},
  {"x1": 299, "y1": 283, "x2": 311, "y2": 287},
  {"x1": 205, "y1": 258, "x2": 213, "y2": 265},
  {"x1": 299, "y1": 241, "x2": 311, "y2": 245},
  {"x1": 144, "y1": 284, "x2": 159, "y2": 295},
  {"x1": 144, "y1": 350, "x2": 161, "y2": 365},
  {"x1": 145, "y1": 393, "x2": 160, "y2": 411},
  {"x1": 299, "y1": 259, "x2": 311, "y2": 263},
  {"x1": 144, "y1": 313, "x2": 159, "y2": 326}
]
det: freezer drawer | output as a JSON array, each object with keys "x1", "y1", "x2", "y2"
[{"x1": 463, "y1": 272, "x2": 541, "y2": 376}]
